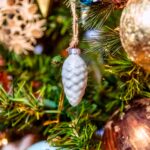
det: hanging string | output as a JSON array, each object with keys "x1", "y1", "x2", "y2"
[{"x1": 68, "y1": 0, "x2": 79, "y2": 49}]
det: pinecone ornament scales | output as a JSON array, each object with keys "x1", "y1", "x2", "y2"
[{"x1": 62, "y1": 48, "x2": 88, "y2": 107}]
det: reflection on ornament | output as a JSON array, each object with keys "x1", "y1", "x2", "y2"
[
  {"x1": 120, "y1": 0, "x2": 150, "y2": 72},
  {"x1": 134, "y1": 126, "x2": 149, "y2": 143},
  {"x1": 27, "y1": 141, "x2": 59, "y2": 150},
  {"x1": 62, "y1": 48, "x2": 88, "y2": 107},
  {"x1": 102, "y1": 98, "x2": 150, "y2": 150}
]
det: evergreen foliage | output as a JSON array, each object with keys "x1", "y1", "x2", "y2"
[{"x1": 0, "y1": 0, "x2": 149, "y2": 149}]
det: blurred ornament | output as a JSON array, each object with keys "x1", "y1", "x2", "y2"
[
  {"x1": 112, "y1": 0, "x2": 127, "y2": 8},
  {"x1": 120, "y1": 0, "x2": 150, "y2": 72},
  {"x1": 93, "y1": 0, "x2": 100, "y2": 2},
  {"x1": 36, "y1": 0, "x2": 53, "y2": 17},
  {"x1": 2, "y1": 134, "x2": 35, "y2": 150},
  {"x1": 0, "y1": 72, "x2": 12, "y2": 92},
  {"x1": 34, "y1": 44, "x2": 43, "y2": 55},
  {"x1": 80, "y1": 4, "x2": 90, "y2": 25},
  {"x1": 95, "y1": 128, "x2": 104, "y2": 137},
  {"x1": 0, "y1": 55, "x2": 5, "y2": 66},
  {"x1": 80, "y1": 0, "x2": 93, "y2": 6},
  {"x1": 84, "y1": 29, "x2": 100, "y2": 40},
  {"x1": 0, "y1": 0, "x2": 46, "y2": 54},
  {"x1": 62, "y1": 48, "x2": 88, "y2": 107},
  {"x1": 60, "y1": 49, "x2": 68, "y2": 58},
  {"x1": 80, "y1": 0, "x2": 100, "y2": 6},
  {"x1": 102, "y1": 98, "x2": 150, "y2": 150},
  {"x1": 92, "y1": 128, "x2": 104, "y2": 142},
  {"x1": 31, "y1": 81, "x2": 42, "y2": 89},
  {"x1": 80, "y1": 0, "x2": 100, "y2": 25},
  {"x1": 27, "y1": 141, "x2": 59, "y2": 150}
]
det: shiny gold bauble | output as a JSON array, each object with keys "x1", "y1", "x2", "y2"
[
  {"x1": 102, "y1": 98, "x2": 150, "y2": 150},
  {"x1": 120, "y1": 0, "x2": 150, "y2": 72}
]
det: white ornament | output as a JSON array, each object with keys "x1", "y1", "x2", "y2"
[
  {"x1": 62, "y1": 48, "x2": 88, "y2": 107},
  {"x1": 27, "y1": 141, "x2": 59, "y2": 150}
]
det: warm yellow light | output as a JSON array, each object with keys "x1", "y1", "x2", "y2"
[{"x1": 1, "y1": 138, "x2": 8, "y2": 146}]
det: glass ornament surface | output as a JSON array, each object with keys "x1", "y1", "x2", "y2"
[
  {"x1": 27, "y1": 141, "x2": 58, "y2": 150},
  {"x1": 62, "y1": 48, "x2": 88, "y2": 107},
  {"x1": 102, "y1": 98, "x2": 150, "y2": 150},
  {"x1": 120, "y1": 0, "x2": 150, "y2": 72}
]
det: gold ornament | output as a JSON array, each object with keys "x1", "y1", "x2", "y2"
[
  {"x1": 102, "y1": 98, "x2": 150, "y2": 150},
  {"x1": 36, "y1": 0, "x2": 53, "y2": 17},
  {"x1": 120, "y1": 0, "x2": 150, "y2": 72}
]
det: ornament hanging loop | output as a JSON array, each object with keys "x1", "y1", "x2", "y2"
[{"x1": 68, "y1": 0, "x2": 79, "y2": 49}]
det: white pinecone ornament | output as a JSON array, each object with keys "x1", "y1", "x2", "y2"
[{"x1": 62, "y1": 48, "x2": 88, "y2": 107}]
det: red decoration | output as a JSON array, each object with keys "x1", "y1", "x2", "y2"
[
  {"x1": 60, "y1": 49, "x2": 68, "y2": 58},
  {"x1": 0, "y1": 72, "x2": 12, "y2": 92}
]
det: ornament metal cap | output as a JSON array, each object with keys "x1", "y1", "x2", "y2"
[{"x1": 68, "y1": 48, "x2": 81, "y2": 55}]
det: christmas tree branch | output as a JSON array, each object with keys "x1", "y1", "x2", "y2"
[
  {"x1": 48, "y1": 102, "x2": 101, "y2": 149},
  {"x1": 86, "y1": 27, "x2": 150, "y2": 103},
  {"x1": 0, "y1": 84, "x2": 62, "y2": 131},
  {"x1": 82, "y1": 1, "x2": 118, "y2": 29}
]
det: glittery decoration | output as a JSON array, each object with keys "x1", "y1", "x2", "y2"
[
  {"x1": 102, "y1": 98, "x2": 150, "y2": 150},
  {"x1": 120, "y1": 0, "x2": 150, "y2": 72}
]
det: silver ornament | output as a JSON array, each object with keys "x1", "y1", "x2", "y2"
[
  {"x1": 120, "y1": 0, "x2": 150, "y2": 72},
  {"x1": 62, "y1": 48, "x2": 88, "y2": 107}
]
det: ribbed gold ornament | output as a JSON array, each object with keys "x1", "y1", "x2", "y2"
[{"x1": 36, "y1": 0, "x2": 53, "y2": 17}]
